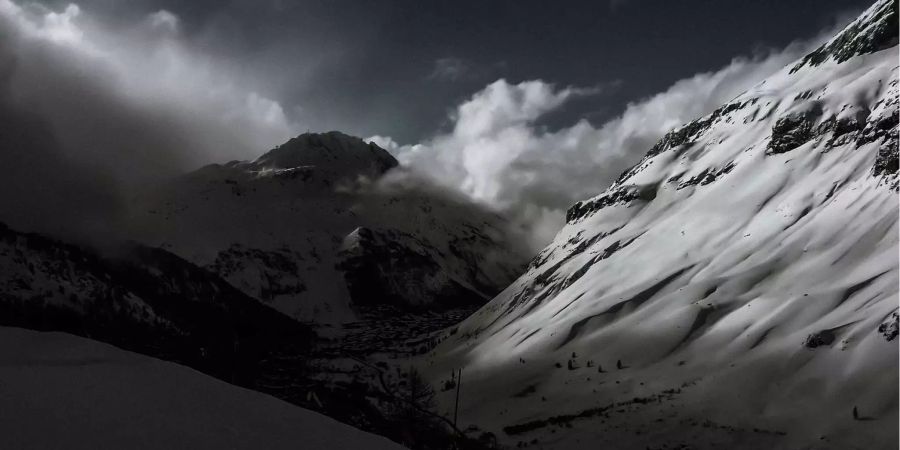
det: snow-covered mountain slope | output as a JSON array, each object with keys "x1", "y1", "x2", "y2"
[
  {"x1": 426, "y1": 2, "x2": 899, "y2": 449},
  {"x1": 127, "y1": 131, "x2": 528, "y2": 323},
  {"x1": 0, "y1": 222, "x2": 312, "y2": 383},
  {"x1": 0, "y1": 326, "x2": 403, "y2": 450}
]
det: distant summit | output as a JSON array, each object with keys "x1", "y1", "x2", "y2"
[{"x1": 249, "y1": 131, "x2": 398, "y2": 178}]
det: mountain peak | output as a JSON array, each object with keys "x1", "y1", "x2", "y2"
[{"x1": 250, "y1": 131, "x2": 398, "y2": 177}]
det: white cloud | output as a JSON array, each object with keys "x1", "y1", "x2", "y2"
[
  {"x1": 39, "y1": 3, "x2": 83, "y2": 43},
  {"x1": 365, "y1": 135, "x2": 401, "y2": 153},
  {"x1": 0, "y1": 0, "x2": 298, "y2": 237},
  {"x1": 428, "y1": 57, "x2": 471, "y2": 81},
  {"x1": 0, "y1": 0, "x2": 296, "y2": 174},
  {"x1": 148, "y1": 10, "x2": 178, "y2": 33},
  {"x1": 426, "y1": 57, "x2": 522, "y2": 84},
  {"x1": 377, "y1": 41, "x2": 819, "y2": 249}
]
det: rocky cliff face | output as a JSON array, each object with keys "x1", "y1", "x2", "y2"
[{"x1": 426, "y1": 2, "x2": 899, "y2": 449}]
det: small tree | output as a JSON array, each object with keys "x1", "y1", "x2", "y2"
[
  {"x1": 391, "y1": 367, "x2": 438, "y2": 448},
  {"x1": 404, "y1": 367, "x2": 436, "y2": 414}
]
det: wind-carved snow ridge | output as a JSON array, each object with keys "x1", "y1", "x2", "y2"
[{"x1": 428, "y1": 2, "x2": 899, "y2": 449}]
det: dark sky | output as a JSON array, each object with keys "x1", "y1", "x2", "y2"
[
  {"x1": 0, "y1": 0, "x2": 884, "y2": 244},
  {"x1": 52, "y1": 0, "x2": 872, "y2": 143}
]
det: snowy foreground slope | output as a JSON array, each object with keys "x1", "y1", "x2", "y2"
[
  {"x1": 0, "y1": 327, "x2": 402, "y2": 450},
  {"x1": 127, "y1": 131, "x2": 528, "y2": 324},
  {"x1": 426, "y1": 1, "x2": 899, "y2": 449}
]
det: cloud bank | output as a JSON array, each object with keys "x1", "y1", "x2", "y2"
[
  {"x1": 372, "y1": 39, "x2": 822, "y2": 249},
  {"x1": 0, "y1": 1, "x2": 295, "y2": 238}
]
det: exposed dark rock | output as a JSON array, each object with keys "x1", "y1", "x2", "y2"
[
  {"x1": 859, "y1": 107, "x2": 899, "y2": 147},
  {"x1": 676, "y1": 162, "x2": 736, "y2": 190},
  {"x1": 608, "y1": 100, "x2": 752, "y2": 191},
  {"x1": 803, "y1": 330, "x2": 837, "y2": 348},
  {"x1": 864, "y1": 107, "x2": 899, "y2": 183},
  {"x1": 337, "y1": 227, "x2": 488, "y2": 311},
  {"x1": 857, "y1": 79, "x2": 899, "y2": 187},
  {"x1": 790, "y1": 0, "x2": 898, "y2": 73},
  {"x1": 250, "y1": 131, "x2": 398, "y2": 178},
  {"x1": 878, "y1": 311, "x2": 899, "y2": 341},
  {"x1": 566, "y1": 184, "x2": 657, "y2": 223},
  {"x1": 644, "y1": 101, "x2": 749, "y2": 160},
  {"x1": 566, "y1": 188, "x2": 638, "y2": 223},
  {"x1": 767, "y1": 113, "x2": 817, "y2": 154},
  {"x1": 873, "y1": 143, "x2": 900, "y2": 179},
  {"x1": 566, "y1": 99, "x2": 755, "y2": 224},
  {"x1": 208, "y1": 245, "x2": 308, "y2": 302},
  {"x1": 816, "y1": 110, "x2": 871, "y2": 148}
]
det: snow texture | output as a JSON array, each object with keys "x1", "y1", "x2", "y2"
[
  {"x1": 425, "y1": 2, "x2": 899, "y2": 449},
  {"x1": 0, "y1": 326, "x2": 403, "y2": 450}
]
